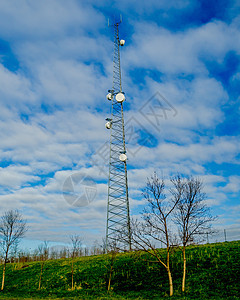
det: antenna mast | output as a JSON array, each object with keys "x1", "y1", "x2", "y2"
[{"x1": 105, "y1": 17, "x2": 131, "y2": 251}]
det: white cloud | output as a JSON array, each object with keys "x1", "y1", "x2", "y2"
[
  {"x1": 127, "y1": 136, "x2": 240, "y2": 171},
  {"x1": 0, "y1": 64, "x2": 36, "y2": 104},
  {"x1": 0, "y1": 0, "x2": 104, "y2": 40},
  {"x1": 125, "y1": 20, "x2": 240, "y2": 74},
  {"x1": 0, "y1": 165, "x2": 40, "y2": 188},
  {"x1": 222, "y1": 176, "x2": 240, "y2": 193}
]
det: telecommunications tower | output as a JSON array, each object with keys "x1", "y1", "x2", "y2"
[{"x1": 105, "y1": 18, "x2": 131, "y2": 251}]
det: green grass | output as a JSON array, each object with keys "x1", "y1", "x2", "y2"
[{"x1": 0, "y1": 241, "x2": 239, "y2": 299}]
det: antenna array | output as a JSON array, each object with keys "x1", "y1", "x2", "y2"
[{"x1": 105, "y1": 19, "x2": 131, "y2": 251}]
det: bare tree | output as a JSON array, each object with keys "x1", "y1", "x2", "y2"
[
  {"x1": 125, "y1": 173, "x2": 181, "y2": 297},
  {"x1": 37, "y1": 241, "x2": 49, "y2": 290},
  {"x1": 91, "y1": 240, "x2": 102, "y2": 256},
  {"x1": 101, "y1": 237, "x2": 107, "y2": 255},
  {"x1": 171, "y1": 175, "x2": 217, "y2": 292},
  {"x1": 50, "y1": 248, "x2": 58, "y2": 260},
  {"x1": 59, "y1": 246, "x2": 68, "y2": 259},
  {"x1": 0, "y1": 209, "x2": 27, "y2": 290},
  {"x1": 103, "y1": 237, "x2": 120, "y2": 292},
  {"x1": 11, "y1": 243, "x2": 19, "y2": 263},
  {"x1": 70, "y1": 235, "x2": 83, "y2": 290}
]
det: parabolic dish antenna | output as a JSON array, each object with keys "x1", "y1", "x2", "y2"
[
  {"x1": 105, "y1": 121, "x2": 112, "y2": 129},
  {"x1": 119, "y1": 153, "x2": 127, "y2": 162},
  {"x1": 106, "y1": 93, "x2": 113, "y2": 101},
  {"x1": 116, "y1": 92, "x2": 125, "y2": 103}
]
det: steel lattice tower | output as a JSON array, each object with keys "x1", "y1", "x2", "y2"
[{"x1": 105, "y1": 19, "x2": 131, "y2": 251}]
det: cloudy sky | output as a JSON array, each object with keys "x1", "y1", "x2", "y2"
[{"x1": 0, "y1": 0, "x2": 239, "y2": 250}]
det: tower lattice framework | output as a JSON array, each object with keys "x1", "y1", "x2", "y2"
[{"x1": 105, "y1": 20, "x2": 131, "y2": 251}]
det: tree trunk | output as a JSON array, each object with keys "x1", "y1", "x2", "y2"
[
  {"x1": 182, "y1": 246, "x2": 186, "y2": 292},
  {"x1": 38, "y1": 261, "x2": 44, "y2": 290},
  {"x1": 166, "y1": 246, "x2": 173, "y2": 297},
  {"x1": 107, "y1": 265, "x2": 113, "y2": 291},
  {"x1": 167, "y1": 267, "x2": 173, "y2": 296},
  {"x1": 71, "y1": 260, "x2": 74, "y2": 290},
  {"x1": 1, "y1": 249, "x2": 9, "y2": 291},
  {"x1": 1, "y1": 261, "x2": 6, "y2": 291}
]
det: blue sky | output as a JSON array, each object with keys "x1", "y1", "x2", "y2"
[{"x1": 0, "y1": 0, "x2": 239, "y2": 249}]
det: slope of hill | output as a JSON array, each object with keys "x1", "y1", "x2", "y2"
[{"x1": 0, "y1": 241, "x2": 239, "y2": 299}]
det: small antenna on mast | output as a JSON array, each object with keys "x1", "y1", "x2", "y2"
[{"x1": 108, "y1": 14, "x2": 123, "y2": 27}]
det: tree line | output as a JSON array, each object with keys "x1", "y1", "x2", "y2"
[{"x1": 0, "y1": 173, "x2": 216, "y2": 296}]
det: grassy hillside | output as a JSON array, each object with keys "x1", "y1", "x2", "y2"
[{"x1": 0, "y1": 241, "x2": 239, "y2": 299}]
